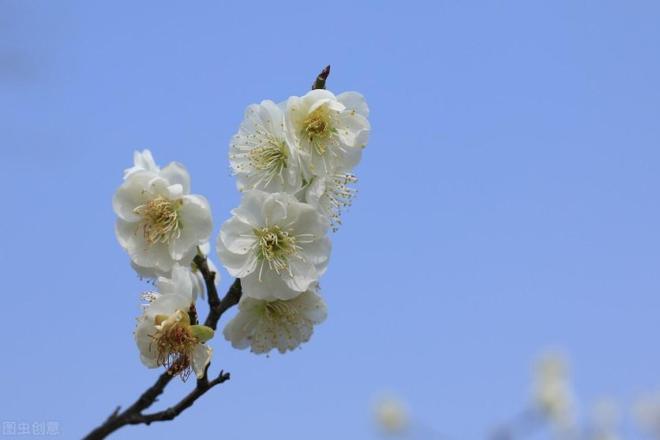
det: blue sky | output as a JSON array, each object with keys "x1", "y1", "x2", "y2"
[{"x1": 1, "y1": 1, "x2": 660, "y2": 439}]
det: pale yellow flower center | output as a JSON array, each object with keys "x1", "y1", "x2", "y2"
[
  {"x1": 253, "y1": 225, "x2": 299, "y2": 274},
  {"x1": 134, "y1": 196, "x2": 183, "y2": 245},
  {"x1": 262, "y1": 300, "x2": 299, "y2": 324},
  {"x1": 248, "y1": 140, "x2": 288, "y2": 185},
  {"x1": 265, "y1": 300, "x2": 291, "y2": 317},
  {"x1": 302, "y1": 107, "x2": 332, "y2": 155}
]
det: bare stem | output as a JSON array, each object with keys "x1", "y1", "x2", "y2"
[{"x1": 82, "y1": 255, "x2": 241, "y2": 440}]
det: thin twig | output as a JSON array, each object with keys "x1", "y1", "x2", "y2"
[
  {"x1": 129, "y1": 370, "x2": 231, "y2": 425},
  {"x1": 83, "y1": 256, "x2": 241, "y2": 440}
]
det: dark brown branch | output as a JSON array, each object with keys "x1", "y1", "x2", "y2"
[
  {"x1": 133, "y1": 370, "x2": 230, "y2": 424},
  {"x1": 194, "y1": 254, "x2": 242, "y2": 330},
  {"x1": 312, "y1": 65, "x2": 331, "y2": 90},
  {"x1": 83, "y1": 255, "x2": 242, "y2": 440},
  {"x1": 83, "y1": 372, "x2": 174, "y2": 439}
]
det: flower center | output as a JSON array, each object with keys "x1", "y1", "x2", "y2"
[
  {"x1": 151, "y1": 310, "x2": 196, "y2": 379},
  {"x1": 134, "y1": 196, "x2": 183, "y2": 245},
  {"x1": 248, "y1": 140, "x2": 288, "y2": 183},
  {"x1": 263, "y1": 300, "x2": 298, "y2": 323},
  {"x1": 302, "y1": 107, "x2": 332, "y2": 155},
  {"x1": 253, "y1": 225, "x2": 299, "y2": 274}
]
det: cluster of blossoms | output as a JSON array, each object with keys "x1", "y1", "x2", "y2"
[
  {"x1": 113, "y1": 150, "x2": 216, "y2": 379},
  {"x1": 220, "y1": 88, "x2": 369, "y2": 353},
  {"x1": 112, "y1": 82, "x2": 369, "y2": 379}
]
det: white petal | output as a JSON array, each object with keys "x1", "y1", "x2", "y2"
[
  {"x1": 219, "y1": 217, "x2": 255, "y2": 255},
  {"x1": 242, "y1": 267, "x2": 301, "y2": 300},
  {"x1": 113, "y1": 171, "x2": 157, "y2": 222},
  {"x1": 337, "y1": 91, "x2": 369, "y2": 118},
  {"x1": 146, "y1": 292, "x2": 191, "y2": 318},
  {"x1": 232, "y1": 190, "x2": 268, "y2": 226},
  {"x1": 192, "y1": 344, "x2": 212, "y2": 379},
  {"x1": 292, "y1": 203, "x2": 330, "y2": 237},
  {"x1": 262, "y1": 193, "x2": 289, "y2": 225},
  {"x1": 302, "y1": 236, "x2": 332, "y2": 268},
  {"x1": 158, "y1": 264, "x2": 194, "y2": 299},
  {"x1": 336, "y1": 112, "x2": 370, "y2": 148},
  {"x1": 217, "y1": 235, "x2": 258, "y2": 277},
  {"x1": 160, "y1": 162, "x2": 191, "y2": 194},
  {"x1": 130, "y1": 260, "x2": 163, "y2": 279},
  {"x1": 115, "y1": 218, "x2": 139, "y2": 250},
  {"x1": 124, "y1": 149, "x2": 159, "y2": 179},
  {"x1": 284, "y1": 258, "x2": 318, "y2": 292},
  {"x1": 168, "y1": 195, "x2": 213, "y2": 260},
  {"x1": 135, "y1": 318, "x2": 159, "y2": 367}
]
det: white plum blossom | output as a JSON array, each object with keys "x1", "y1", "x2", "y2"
[
  {"x1": 304, "y1": 173, "x2": 357, "y2": 230},
  {"x1": 286, "y1": 90, "x2": 369, "y2": 177},
  {"x1": 135, "y1": 265, "x2": 214, "y2": 379},
  {"x1": 217, "y1": 190, "x2": 331, "y2": 300},
  {"x1": 223, "y1": 287, "x2": 326, "y2": 354},
  {"x1": 114, "y1": 155, "x2": 213, "y2": 273},
  {"x1": 130, "y1": 241, "x2": 219, "y2": 301},
  {"x1": 229, "y1": 100, "x2": 303, "y2": 194}
]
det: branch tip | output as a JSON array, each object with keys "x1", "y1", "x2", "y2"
[{"x1": 312, "y1": 65, "x2": 331, "y2": 90}]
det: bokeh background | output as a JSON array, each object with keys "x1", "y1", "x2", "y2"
[{"x1": 1, "y1": 1, "x2": 659, "y2": 438}]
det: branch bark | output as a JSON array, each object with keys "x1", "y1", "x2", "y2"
[
  {"x1": 193, "y1": 254, "x2": 242, "y2": 331},
  {"x1": 83, "y1": 256, "x2": 241, "y2": 440}
]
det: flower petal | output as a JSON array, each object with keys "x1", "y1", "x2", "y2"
[
  {"x1": 160, "y1": 162, "x2": 191, "y2": 194},
  {"x1": 113, "y1": 171, "x2": 157, "y2": 222},
  {"x1": 192, "y1": 344, "x2": 212, "y2": 379},
  {"x1": 168, "y1": 195, "x2": 213, "y2": 260}
]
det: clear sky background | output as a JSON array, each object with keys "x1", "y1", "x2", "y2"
[{"x1": 1, "y1": 1, "x2": 659, "y2": 439}]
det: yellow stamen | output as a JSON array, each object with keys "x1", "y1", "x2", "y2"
[
  {"x1": 302, "y1": 107, "x2": 332, "y2": 156},
  {"x1": 253, "y1": 225, "x2": 299, "y2": 274},
  {"x1": 248, "y1": 140, "x2": 288, "y2": 185},
  {"x1": 134, "y1": 196, "x2": 183, "y2": 245}
]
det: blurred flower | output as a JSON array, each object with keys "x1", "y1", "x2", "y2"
[
  {"x1": 217, "y1": 190, "x2": 331, "y2": 300},
  {"x1": 532, "y1": 352, "x2": 576, "y2": 431},
  {"x1": 114, "y1": 150, "x2": 212, "y2": 273},
  {"x1": 590, "y1": 398, "x2": 620, "y2": 440},
  {"x1": 373, "y1": 395, "x2": 410, "y2": 435},
  {"x1": 223, "y1": 286, "x2": 326, "y2": 354},
  {"x1": 134, "y1": 265, "x2": 213, "y2": 380},
  {"x1": 229, "y1": 100, "x2": 303, "y2": 194},
  {"x1": 286, "y1": 89, "x2": 369, "y2": 177},
  {"x1": 634, "y1": 392, "x2": 660, "y2": 438}
]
